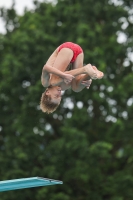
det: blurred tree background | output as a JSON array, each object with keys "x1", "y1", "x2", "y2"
[{"x1": 0, "y1": 0, "x2": 133, "y2": 199}]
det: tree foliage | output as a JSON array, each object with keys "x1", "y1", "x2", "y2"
[{"x1": 0, "y1": 0, "x2": 133, "y2": 199}]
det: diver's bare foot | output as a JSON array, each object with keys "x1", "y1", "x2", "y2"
[
  {"x1": 92, "y1": 66, "x2": 104, "y2": 79},
  {"x1": 84, "y1": 64, "x2": 97, "y2": 79},
  {"x1": 84, "y1": 64, "x2": 103, "y2": 79}
]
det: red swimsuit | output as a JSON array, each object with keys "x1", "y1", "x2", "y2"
[{"x1": 58, "y1": 42, "x2": 83, "y2": 63}]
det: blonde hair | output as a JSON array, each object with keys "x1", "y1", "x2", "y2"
[{"x1": 40, "y1": 89, "x2": 60, "y2": 114}]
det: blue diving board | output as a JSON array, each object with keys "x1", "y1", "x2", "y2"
[{"x1": 0, "y1": 177, "x2": 63, "y2": 192}]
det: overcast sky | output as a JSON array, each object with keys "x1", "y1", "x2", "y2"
[{"x1": 0, "y1": 0, "x2": 44, "y2": 33}]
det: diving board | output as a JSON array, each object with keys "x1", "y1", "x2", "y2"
[{"x1": 0, "y1": 177, "x2": 63, "y2": 192}]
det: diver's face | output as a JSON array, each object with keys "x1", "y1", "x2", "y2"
[{"x1": 46, "y1": 86, "x2": 62, "y2": 104}]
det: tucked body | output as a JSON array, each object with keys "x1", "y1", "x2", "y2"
[{"x1": 40, "y1": 42, "x2": 104, "y2": 113}]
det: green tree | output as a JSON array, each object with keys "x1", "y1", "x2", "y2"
[{"x1": 0, "y1": 0, "x2": 133, "y2": 199}]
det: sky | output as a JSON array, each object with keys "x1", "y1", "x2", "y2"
[{"x1": 0, "y1": 0, "x2": 44, "y2": 33}]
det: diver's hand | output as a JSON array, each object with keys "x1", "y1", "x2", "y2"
[
  {"x1": 81, "y1": 79, "x2": 92, "y2": 89},
  {"x1": 63, "y1": 73, "x2": 75, "y2": 84}
]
